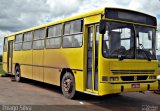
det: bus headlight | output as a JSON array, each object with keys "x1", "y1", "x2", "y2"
[
  {"x1": 157, "y1": 75, "x2": 160, "y2": 81},
  {"x1": 149, "y1": 75, "x2": 156, "y2": 79},
  {"x1": 110, "y1": 77, "x2": 119, "y2": 81}
]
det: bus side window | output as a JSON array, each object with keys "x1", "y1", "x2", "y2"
[
  {"x1": 46, "y1": 24, "x2": 62, "y2": 48},
  {"x1": 63, "y1": 19, "x2": 83, "y2": 48},
  {"x1": 14, "y1": 34, "x2": 23, "y2": 51},
  {"x1": 3, "y1": 38, "x2": 8, "y2": 52},
  {"x1": 33, "y1": 28, "x2": 45, "y2": 49},
  {"x1": 23, "y1": 31, "x2": 33, "y2": 50}
]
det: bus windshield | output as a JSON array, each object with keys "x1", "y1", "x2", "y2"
[
  {"x1": 102, "y1": 21, "x2": 156, "y2": 60},
  {"x1": 135, "y1": 25, "x2": 156, "y2": 60}
]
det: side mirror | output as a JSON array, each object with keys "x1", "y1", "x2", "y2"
[
  {"x1": 148, "y1": 31, "x2": 152, "y2": 40},
  {"x1": 136, "y1": 32, "x2": 139, "y2": 38},
  {"x1": 99, "y1": 20, "x2": 106, "y2": 34}
]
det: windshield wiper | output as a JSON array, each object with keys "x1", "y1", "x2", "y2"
[{"x1": 139, "y1": 44, "x2": 151, "y2": 61}]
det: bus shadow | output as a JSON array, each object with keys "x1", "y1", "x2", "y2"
[
  {"x1": 19, "y1": 78, "x2": 62, "y2": 94},
  {"x1": 76, "y1": 93, "x2": 160, "y2": 111},
  {"x1": 16, "y1": 78, "x2": 160, "y2": 111}
]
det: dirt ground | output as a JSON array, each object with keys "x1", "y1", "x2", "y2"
[{"x1": 0, "y1": 76, "x2": 160, "y2": 111}]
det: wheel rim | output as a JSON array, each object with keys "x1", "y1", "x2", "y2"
[
  {"x1": 63, "y1": 77, "x2": 73, "y2": 94},
  {"x1": 15, "y1": 67, "x2": 20, "y2": 81}
]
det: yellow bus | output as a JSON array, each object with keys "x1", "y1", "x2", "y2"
[{"x1": 2, "y1": 7, "x2": 159, "y2": 99}]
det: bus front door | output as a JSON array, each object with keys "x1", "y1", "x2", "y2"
[
  {"x1": 8, "y1": 41, "x2": 13, "y2": 73},
  {"x1": 86, "y1": 25, "x2": 99, "y2": 93}
]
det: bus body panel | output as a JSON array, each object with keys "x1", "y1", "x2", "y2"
[
  {"x1": 99, "y1": 42, "x2": 158, "y2": 95},
  {"x1": 20, "y1": 50, "x2": 33, "y2": 79},
  {"x1": 13, "y1": 51, "x2": 23, "y2": 69},
  {"x1": 32, "y1": 50, "x2": 44, "y2": 81},
  {"x1": 84, "y1": 14, "x2": 101, "y2": 25},
  {"x1": 2, "y1": 52, "x2": 8, "y2": 72},
  {"x1": 43, "y1": 47, "x2": 84, "y2": 91},
  {"x1": 44, "y1": 68, "x2": 60, "y2": 86}
]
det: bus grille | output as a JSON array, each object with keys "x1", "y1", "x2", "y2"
[
  {"x1": 111, "y1": 70, "x2": 154, "y2": 74},
  {"x1": 121, "y1": 76, "x2": 148, "y2": 81}
]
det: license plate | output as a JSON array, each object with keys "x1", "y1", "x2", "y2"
[{"x1": 131, "y1": 84, "x2": 140, "y2": 88}]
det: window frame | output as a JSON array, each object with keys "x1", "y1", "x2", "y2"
[
  {"x1": 14, "y1": 33, "x2": 23, "y2": 51},
  {"x1": 33, "y1": 28, "x2": 46, "y2": 50},
  {"x1": 102, "y1": 21, "x2": 135, "y2": 59},
  {"x1": 62, "y1": 19, "x2": 84, "y2": 48},
  {"x1": 46, "y1": 24, "x2": 62, "y2": 49},
  {"x1": 3, "y1": 37, "x2": 8, "y2": 52},
  {"x1": 22, "y1": 31, "x2": 33, "y2": 50}
]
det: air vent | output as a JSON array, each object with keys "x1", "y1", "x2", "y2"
[
  {"x1": 112, "y1": 70, "x2": 154, "y2": 74},
  {"x1": 121, "y1": 76, "x2": 148, "y2": 81}
]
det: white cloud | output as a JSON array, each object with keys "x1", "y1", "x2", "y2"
[
  {"x1": 78, "y1": 0, "x2": 131, "y2": 13},
  {"x1": 128, "y1": 0, "x2": 160, "y2": 16},
  {"x1": 0, "y1": 0, "x2": 160, "y2": 55},
  {"x1": 0, "y1": 30, "x2": 11, "y2": 54},
  {"x1": 0, "y1": 0, "x2": 82, "y2": 54},
  {"x1": 0, "y1": 0, "x2": 159, "y2": 32},
  {"x1": 0, "y1": 0, "x2": 82, "y2": 32}
]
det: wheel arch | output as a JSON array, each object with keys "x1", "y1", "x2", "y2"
[{"x1": 60, "y1": 68, "x2": 75, "y2": 86}]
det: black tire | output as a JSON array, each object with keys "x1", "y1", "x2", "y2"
[
  {"x1": 15, "y1": 65, "x2": 21, "y2": 82},
  {"x1": 158, "y1": 80, "x2": 160, "y2": 92},
  {"x1": 61, "y1": 72, "x2": 76, "y2": 99}
]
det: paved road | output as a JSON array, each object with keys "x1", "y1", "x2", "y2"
[{"x1": 0, "y1": 76, "x2": 160, "y2": 111}]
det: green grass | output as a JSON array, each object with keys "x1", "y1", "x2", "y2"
[{"x1": 0, "y1": 63, "x2": 5, "y2": 74}]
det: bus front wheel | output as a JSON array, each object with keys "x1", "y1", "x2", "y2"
[
  {"x1": 61, "y1": 72, "x2": 76, "y2": 99},
  {"x1": 15, "y1": 65, "x2": 21, "y2": 82}
]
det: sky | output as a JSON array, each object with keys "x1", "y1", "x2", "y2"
[{"x1": 0, "y1": 0, "x2": 160, "y2": 54}]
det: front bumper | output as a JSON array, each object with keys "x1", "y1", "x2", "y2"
[{"x1": 99, "y1": 81, "x2": 158, "y2": 96}]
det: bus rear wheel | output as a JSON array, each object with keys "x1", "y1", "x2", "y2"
[
  {"x1": 15, "y1": 65, "x2": 21, "y2": 82},
  {"x1": 61, "y1": 72, "x2": 76, "y2": 99}
]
